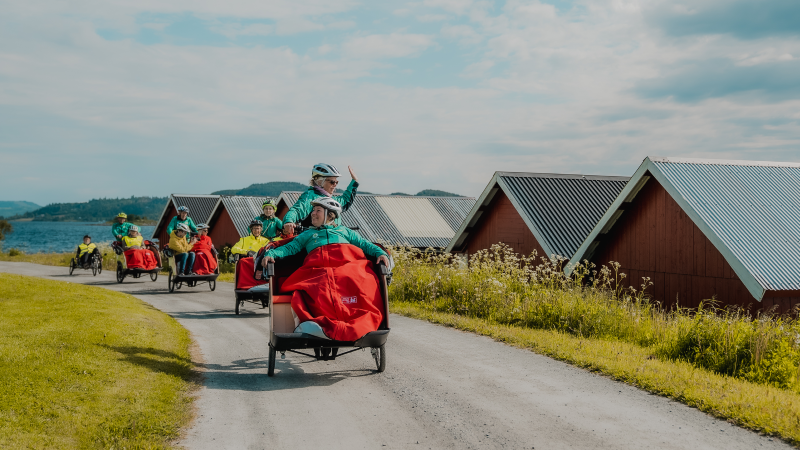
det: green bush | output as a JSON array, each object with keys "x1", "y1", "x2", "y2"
[
  {"x1": 7, "y1": 248, "x2": 22, "y2": 257},
  {"x1": 389, "y1": 243, "x2": 800, "y2": 392}
]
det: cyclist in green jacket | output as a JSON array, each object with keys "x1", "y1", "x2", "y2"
[
  {"x1": 253, "y1": 200, "x2": 283, "y2": 240},
  {"x1": 166, "y1": 206, "x2": 197, "y2": 241},
  {"x1": 112, "y1": 213, "x2": 133, "y2": 241},
  {"x1": 264, "y1": 198, "x2": 388, "y2": 265},
  {"x1": 282, "y1": 163, "x2": 359, "y2": 235}
]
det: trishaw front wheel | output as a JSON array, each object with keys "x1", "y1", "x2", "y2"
[{"x1": 372, "y1": 345, "x2": 386, "y2": 373}]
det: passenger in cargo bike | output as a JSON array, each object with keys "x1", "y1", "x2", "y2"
[
  {"x1": 121, "y1": 225, "x2": 158, "y2": 270},
  {"x1": 190, "y1": 223, "x2": 217, "y2": 275},
  {"x1": 261, "y1": 197, "x2": 389, "y2": 343},
  {"x1": 169, "y1": 223, "x2": 196, "y2": 275}
]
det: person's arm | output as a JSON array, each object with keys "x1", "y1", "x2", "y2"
[
  {"x1": 265, "y1": 233, "x2": 308, "y2": 260},
  {"x1": 283, "y1": 191, "x2": 312, "y2": 225},
  {"x1": 188, "y1": 217, "x2": 198, "y2": 233},
  {"x1": 334, "y1": 179, "x2": 359, "y2": 211},
  {"x1": 166, "y1": 217, "x2": 177, "y2": 236},
  {"x1": 76, "y1": 246, "x2": 82, "y2": 258},
  {"x1": 231, "y1": 237, "x2": 249, "y2": 255}
]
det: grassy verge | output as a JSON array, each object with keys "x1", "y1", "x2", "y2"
[
  {"x1": 0, "y1": 273, "x2": 198, "y2": 448},
  {"x1": 392, "y1": 301, "x2": 800, "y2": 444}
]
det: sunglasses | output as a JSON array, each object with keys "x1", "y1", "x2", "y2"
[{"x1": 325, "y1": 179, "x2": 339, "y2": 186}]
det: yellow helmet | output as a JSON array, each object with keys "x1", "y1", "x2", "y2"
[{"x1": 117, "y1": 212, "x2": 128, "y2": 218}]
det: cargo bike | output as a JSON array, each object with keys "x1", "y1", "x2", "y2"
[
  {"x1": 162, "y1": 245, "x2": 220, "y2": 292},
  {"x1": 256, "y1": 236, "x2": 392, "y2": 377},
  {"x1": 111, "y1": 240, "x2": 162, "y2": 283}
]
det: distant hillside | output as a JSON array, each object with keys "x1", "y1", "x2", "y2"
[
  {"x1": 415, "y1": 189, "x2": 463, "y2": 197},
  {"x1": 0, "y1": 201, "x2": 41, "y2": 219},
  {"x1": 212, "y1": 182, "x2": 308, "y2": 197},
  {"x1": 9, "y1": 197, "x2": 168, "y2": 222}
]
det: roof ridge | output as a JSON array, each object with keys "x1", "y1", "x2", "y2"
[
  {"x1": 650, "y1": 156, "x2": 800, "y2": 168},
  {"x1": 498, "y1": 171, "x2": 630, "y2": 180}
]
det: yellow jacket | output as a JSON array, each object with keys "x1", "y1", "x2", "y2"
[
  {"x1": 122, "y1": 236, "x2": 143, "y2": 249},
  {"x1": 78, "y1": 243, "x2": 96, "y2": 257},
  {"x1": 231, "y1": 235, "x2": 269, "y2": 255},
  {"x1": 169, "y1": 231, "x2": 193, "y2": 254}
]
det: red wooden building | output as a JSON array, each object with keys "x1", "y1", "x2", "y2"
[
  {"x1": 206, "y1": 196, "x2": 268, "y2": 249},
  {"x1": 446, "y1": 172, "x2": 629, "y2": 260},
  {"x1": 569, "y1": 157, "x2": 800, "y2": 314}
]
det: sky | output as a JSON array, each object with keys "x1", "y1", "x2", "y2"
[{"x1": 1, "y1": 0, "x2": 799, "y2": 205}]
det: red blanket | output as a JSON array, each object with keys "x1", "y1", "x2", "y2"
[
  {"x1": 283, "y1": 244, "x2": 383, "y2": 342},
  {"x1": 235, "y1": 257, "x2": 267, "y2": 290},
  {"x1": 124, "y1": 248, "x2": 158, "y2": 270},
  {"x1": 192, "y1": 236, "x2": 217, "y2": 275}
]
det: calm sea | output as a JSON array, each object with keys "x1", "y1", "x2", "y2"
[{"x1": 2, "y1": 221, "x2": 156, "y2": 254}]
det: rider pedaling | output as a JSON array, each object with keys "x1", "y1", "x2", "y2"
[
  {"x1": 167, "y1": 206, "x2": 197, "y2": 241},
  {"x1": 253, "y1": 200, "x2": 283, "y2": 240},
  {"x1": 282, "y1": 163, "x2": 359, "y2": 235},
  {"x1": 111, "y1": 212, "x2": 133, "y2": 241},
  {"x1": 75, "y1": 235, "x2": 99, "y2": 268}
]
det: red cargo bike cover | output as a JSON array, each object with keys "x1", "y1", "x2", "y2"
[
  {"x1": 235, "y1": 257, "x2": 266, "y2": 290},
  {"x1": 192, "y1": 236, "x2": 218, "y2": 275},
  {"x1": 281, "y1": 243, "x2": 383, "y2": 342},
  {"x1": 124, "y1": 248, "x2": 158, "y2": 270}
]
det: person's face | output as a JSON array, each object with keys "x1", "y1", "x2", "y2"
[
  {"x1": 323, "y1": 177, "x2": 339, "y2": 192},
  {"x1": 118, "y1": 217, "x2": 126, "y2": 223},
  {"x1": 83, "y1": 238, "x2": 91, "y2": 245},
  {"x1": 199, "y1": 229, "x2": 208, "y2": 236},
  {"x1": 310, "y1": 206, "x2": 326, "y2": 227},
  {"x1": 176, "y1": 230, "x2": 186, "y2": 238},
  {"x1": 263, "y1": 205, "x2": 275, "y2": 217},
  {"x1": 179, "y1": 211, "x2": 188, "y2": 220},
  {"x1": 251, "y1": 225, "x2": 262, "y2": 237},
  {"x1": 129, "y1": 230, "x2": 139, "y2": 237}
]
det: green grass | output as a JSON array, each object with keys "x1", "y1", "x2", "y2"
[
  {"x1": 388, "y1": 244, "x2": 800, "y2": 444},
  {"x1": 0, "y1": 273, "x2": 198, "y2": 448},
  {"x1": 391, "y1": 301, "x2": 800, "y2": 443}
]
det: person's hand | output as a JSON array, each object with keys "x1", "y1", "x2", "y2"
[
  {"x1": 261, "y1": 256, "x2": 275, "y2": 267},
  {"x1": 348, "y1": 165, "x2": 358, "y2": 182},
  {"x1": 377, "y1": 255, "x2": 389, "y2": 266},
  {"x1": 283, "y1": 223, "x2": 295, "y2": 235},
  {"x1": 115, "y1": 235, "x2": 122, "y2": 240}
]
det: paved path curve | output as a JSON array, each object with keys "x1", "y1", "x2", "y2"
[{"x1": 0, "y1": 261, "x2": 790, "y2": 450}]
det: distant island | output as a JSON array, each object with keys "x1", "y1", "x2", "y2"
[
  {"x1": 0, "y1": 201, "x2": 41, "y2": 218},
  {"x1": 215, "y1": 182, "x2": 462, "y2": 198},
  {"x1": 5, "y1": 197, "x2": 166, "y2": 223}
]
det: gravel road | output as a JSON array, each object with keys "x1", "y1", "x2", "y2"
[{"x1": 0, "y1": 261, "x2": 790, "y2": 450}]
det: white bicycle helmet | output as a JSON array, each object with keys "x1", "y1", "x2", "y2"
[
  {"x1": 312, "y1": 163, "x2": 341, "y2": 178},
  {"x1": 176, "y1": 223, "x2": 191, "y2": 233},
  {"x1": 129, "y1": 225, "x2": 140, "y2": 232},
  {"x1": 177, "y1": 206, "x2": 189, "y2": 213},
  {"x1": 196, "y1": 223, "x2": 209, "y2": 230},
  {"x1": 311, "y1": 197, "x2": 342, "y2": 218}
]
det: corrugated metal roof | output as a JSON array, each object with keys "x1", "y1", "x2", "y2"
[
  {"x1": 500, "y1": 173, "x2": 629, "y2": 258},
  {"x1": 172, "y1": 195, "x2": 220, "y2": 224},
  {"x1": 221, "y1": 196, "x2": 272, "y2": 237},
  {"x1": 446, "y1": 172, "x2": 629, "y2": 257},
  {"x1": 569, "y1": 156, "x2": 800, "y2": 299},
  {"x1": 652, "y1": 158, "x2": 800, "y2": 292},
  {"x1": 277, "y1": 191, "x2": 475, "y2": 248}
]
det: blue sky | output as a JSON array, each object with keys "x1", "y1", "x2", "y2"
[{"x1": 1, "y1": 0, "x2": 799, "y2": 205}]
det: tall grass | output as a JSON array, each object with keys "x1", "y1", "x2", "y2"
[{"x1": 389, "y1": 244, "x2": 800, "y2": 391}]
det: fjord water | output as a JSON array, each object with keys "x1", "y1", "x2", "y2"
[{"x1": 2, "y1": 222, "x2": 155, "y2": 253}]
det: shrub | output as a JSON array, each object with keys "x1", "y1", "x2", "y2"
[
  {"x1": 389, "y1": 243, "x2": 800, "y2": 392},
  {"x1": 7, "y1": 248, "x2": 22, "y2": 257}
]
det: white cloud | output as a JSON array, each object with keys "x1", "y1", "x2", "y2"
[
  {"x1": 441, "y1": 24, "x2": 482, "y2": 45},
  {"x1": 343, "y1": 33, "x2": 434, "y2": 59}
]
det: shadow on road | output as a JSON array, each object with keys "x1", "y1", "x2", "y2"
[
  {"x1": 103, "y1": 345, "x2": 197, "y2": 382},
  {"x1": 167, "y1": 309, "x2": 269, "y2": 320}
]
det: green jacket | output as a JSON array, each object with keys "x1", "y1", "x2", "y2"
[
  {"x1": 167, "y1": 216, "x2": 197, "y2": 241},
  {"x1": 111, "y1": 222, "x2": 133, "y2": 241},
  {"x1": 282, "y1": 180, "x2": 359, "y2": 226},
  {"x1": 265, "y1": 224, "x2": 386, "y2": 260},
  {"x1": 253, "y1": 215, "x2": 283, "y2": 240}
]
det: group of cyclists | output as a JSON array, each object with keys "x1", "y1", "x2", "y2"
[{"x1": 84, "y1": 162, "x2": 387, "y2": 278}]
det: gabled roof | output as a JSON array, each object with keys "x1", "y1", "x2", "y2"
[
  {"x1": 279, "y1": 192, "x2": 475, "y2": 248},
  {"x1": 152, "y1": 194, "x2": 221, "y2": 238},
  {"x1": 446, "y1": 172, "x2": 629, "y2": 257},
  {"x1": 568, "y1": 156, "x2": 800, "y2": 300},
  {"x1": 219, "y1": 196, "x2": 273, "y2": 237}
]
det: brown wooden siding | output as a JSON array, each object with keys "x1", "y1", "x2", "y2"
[
  {"x1": 591, "y1": 176, "x2": 799, "y2": 314},
  {"x1": 464, "y1": 189, "x2": 547, "y2": 259},
  {"x1": 154, "y1": 203, "x2": 177, "y2": 249},
  {"x1": 276, "y1": 200, "x2": 290, "y2": 220},
  {"x1": 208, "y1": 207, "x2": 241, "y2": 250}
]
